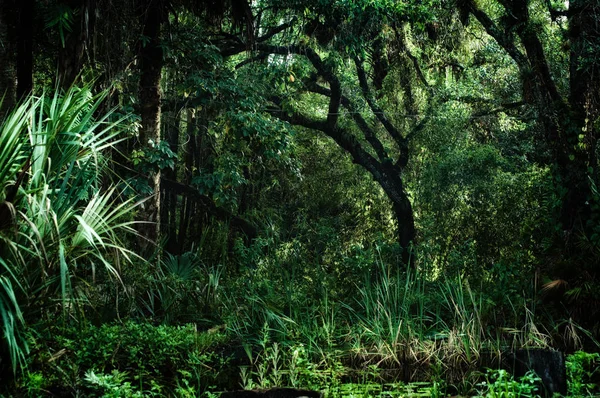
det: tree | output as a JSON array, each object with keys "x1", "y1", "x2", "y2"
[
  {"x1": 459, "y1": 0, "x2": 600, "y2": 269},
  {"x1": 0, "y1": 0, "x2": 33, "y2": 117},
  {"x1": 133, "y1": 0, "x2": 256, "y2": 249},
  {"x1": 0, "y1": 1, "x2": 17, "y2": 119},
  {"x1": 55, "y1": 0, "x2": 96, "y2": 89},
  {"x1": 218, "y1": 1, "x2": 433, "y2": 267},
  {"x1": 135, "y1": 0, "x2": 168, "y2": 247}
]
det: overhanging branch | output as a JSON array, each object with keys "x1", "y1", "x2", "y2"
[
  {"x1": 464, "y1": 0, "x2": 529, "y2": 72},
  {"x1": 354, "y1": 57, "x2": 409, "y2": 167},
  {"x1": 302, "y1": 80, "x2": 389, "y2": 162},
  {"x1": 266, "y1": 97, "x2": 385, "y2": 180}
]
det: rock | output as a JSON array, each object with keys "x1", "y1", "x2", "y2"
[{"x1": 512, "y1": 349, "x2": 567, "y2": 397}]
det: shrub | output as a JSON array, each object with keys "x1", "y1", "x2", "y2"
[
  {"x1": 566, "y1": 351, "x2": 600, "y2": 397},
  {"x1": 16, "y1": 321, "x2": 230, "y2": 395}
]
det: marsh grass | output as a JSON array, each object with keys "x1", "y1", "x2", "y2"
[
  {"x1": 348, "y1": 263, "x2": 430, "y2": 367},
  {"x1": 217, "y1": 248, "x2": 555, "y2": 393}
]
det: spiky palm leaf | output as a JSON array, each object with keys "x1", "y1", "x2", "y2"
[
  {"x1": 0, "y1": 98, "x2": 32, "y2": 192},
  {"x1": 161, "y1": 251, "x2": 202, "y2": 281},
  {"x1": 0, "y1": 84, "x2": 141, "y2": 372}
]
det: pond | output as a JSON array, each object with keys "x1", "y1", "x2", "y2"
[{"x1": 220, "y1": 382, "x2": 442, "y2": 398}]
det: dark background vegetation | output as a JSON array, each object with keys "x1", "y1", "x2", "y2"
[{"x1": 0, "y1": 0, "x2": 599, "y2": 396}]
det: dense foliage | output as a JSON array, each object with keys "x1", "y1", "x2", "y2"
[{"x1": 0, "y1": 0, "x2": 599, "y2": 396}]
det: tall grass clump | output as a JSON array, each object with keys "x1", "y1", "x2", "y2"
[
  {"x1": 436, "y1": 276, "x2": 487, "y2": 381},
  {"x1": 0, "y1": 85, "x2": 140, "y2": 373},
  {"x1": 349, "y1": 260, "x2": 432, "y2": 366}
]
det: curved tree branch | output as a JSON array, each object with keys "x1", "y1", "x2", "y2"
[
  {"x1": 302, "y1": 80, "x2": 389, "y2": 162},
  {"x1": 256, "y1": 17, "x2": 297, "y2": 43},
  {"x1": 463, "y1": 0, "x2": 529, "y2": 72},
  {"x1": 354, "y1": 57, "x2": 409, "y2": 168}
]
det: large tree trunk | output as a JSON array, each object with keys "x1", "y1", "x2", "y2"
[
  {"x1": 137, "y1": 0, "x2": 166, "y2": 248},
  {"x1": 138, "y1": 0, "x2": 164, "y2": 146},
  {"x1": 562, "y1": 0, "x2": 600, "y2": 239},
  {"x1": 57, "y1": 0, "x2": 95, "y2": 88},
  {"x1": 16, "y1": 0, "x2": 34, "y2": 98},
  {"x1": 378, "y1": 164, "x2": 416, "y2": 267},
  {"x1": 0, "y1": 1, "x2": 17, "y2": 119},
  {"x1": 1, "y1": 0, "x2": 35, "y2": 110},
  {"x1": 393, "y1": 197, "x2": 416, "y2": 267},
  {"x1": 509, "y1": 1, "x2": 590, "y2": 240}
]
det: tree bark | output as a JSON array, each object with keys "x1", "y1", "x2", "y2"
[
  {"x1": 137, "y1": 0, "x2": 166, "y2": 248},
  {"x1": 162, "y1": 114, "x2": 179, "y2": 253},
  {"x1": 562, "y1": 0, "x2": 600, "y2": 235},
  {"x1": 56, "y1": 0, "x2": 96, "y2": 88},
  {"x1": 0, "y1": 1, "x2": 17, "y2": 119},
  {"x1": 16, "y1": 0, "x2": 33, "y2": 98}
]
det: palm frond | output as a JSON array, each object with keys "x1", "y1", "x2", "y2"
[
  {"x1": 0, "y1": 83, "x2": 139, "y2": 373},
  {"x1": 0, "y1": 98, "x2": 33, "y2": 196}
]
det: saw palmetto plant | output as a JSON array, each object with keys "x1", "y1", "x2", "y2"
[{"x1": 0, "y1": 85, "x2": 141, "y2": 372}]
